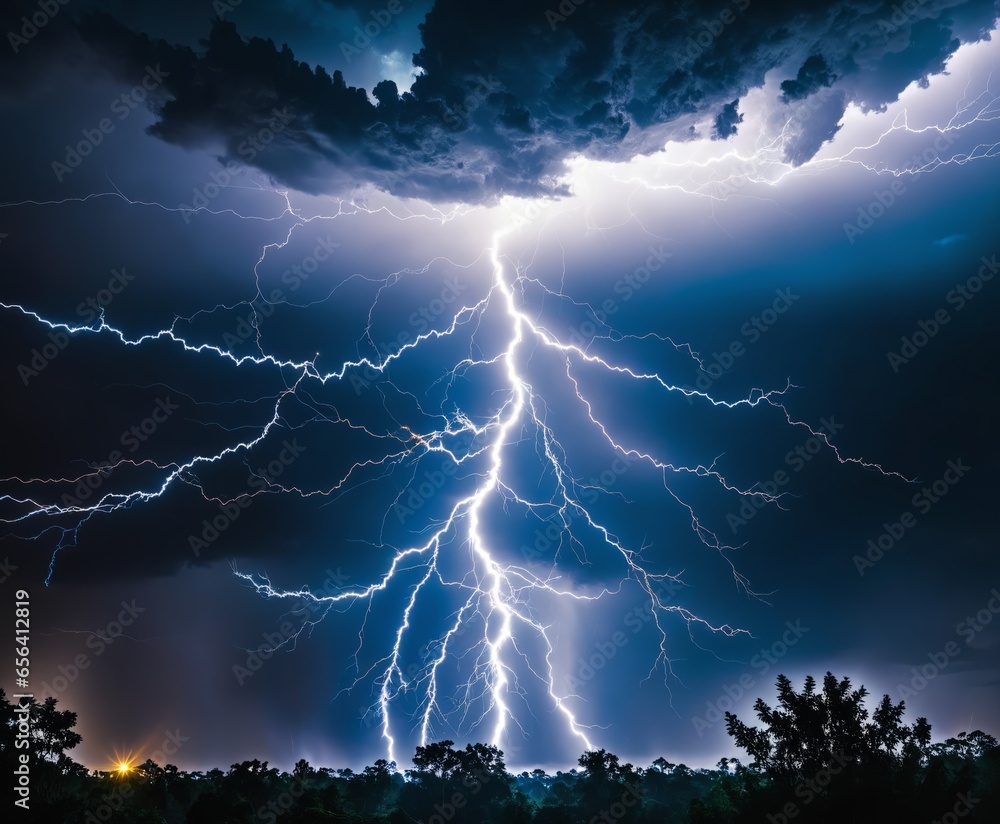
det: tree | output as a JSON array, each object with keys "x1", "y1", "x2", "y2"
[
  {"x1": 931, "y1": 729, "x2": 999, "y2": 761},
  {"x1": 456, "y1": 742, "x2": 509, "y2": 785},
  {"x1": 293, "y1": 757, "x2": 316, "y2": 781},
  {"x1": 36, "y1": 697, "x2": 83, "y2": 762},
  {"x1": 455, "y1": 742, "x2": 513, "y2": 809},
  {"x1": 1, "y1": 692, "x2": 85, "y2": 767},
  {"x1": 577, "y1": 748, "x2": 623, "y2": 779},
  {"x1": 649, "y1": 757, "x2": 675, "y2": 774},
  {"x1": 411, "y1": 739, "x2": 463, "y2": 779},
  {"x1": 0, "y1": 690, "x2": 87, "y2": 816},
  {"x1": 346, "y1": 757, "x2": 397, "y2": 815},
  {"x1": 724, "y1": 672, "x2": 930, "y2": 782},
  {"x1": 575, "y1": 749, "x2": 641, "y2": 822},
  {"x1": 401, "y1": 741, "x2": 517, "y2": 823},
  {"x1": 724, "y1": 672, "x2": 940, "y2": 820}
]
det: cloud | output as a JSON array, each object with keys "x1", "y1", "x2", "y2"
[
  {"x1": 40, "y1": 0, "x2": 998, "y2": 203},
  {"x1": 780, "y1": 88, "x2": 848, "y2": 165},
  {"x1": 713, "y1": 99, "x2": 744, "y2": 139},
  {"x1": 780, "y1": 55, "x2": 837, "y2": 103}
]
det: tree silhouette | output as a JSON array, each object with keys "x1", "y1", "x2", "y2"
[
  {"x1": 724, "y1": 672, "x2": 930, "y2": 782},
  {"x1": 0, "y1": 690, "x2": 84, "y2": 769},
  {"x1": 724, "y1": 672, "x2": 942, "y2": 821},
  {"x1": 0, "y1": 689, "x2": 87, "y2": 817},
  {"x1": 346, "y1": 757, "x2": 397, "y2": 815},
  {"x1": 411, "y1": 739, "x2": 463, "y2": 779},
  {"x1": 575, "y1": 748, "x2": 642, "y2": 822},
  {"x1": 397, "y1": 740, "x2": 519, "y2": 824},
  {"x1": 0, "y1": 680, "x2": 995, "y2": 822}
]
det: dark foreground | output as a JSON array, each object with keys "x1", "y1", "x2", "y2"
[{"x1": 4, "y1": 673, "x2": 998, "y2": 823}]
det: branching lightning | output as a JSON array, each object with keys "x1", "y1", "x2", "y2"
[
  {"x1": 606, "y1": 66, "x2": 1000, "y2": 202},
  {"x1": 2, "y1": 60, "x2": 997, "y2": 765}
]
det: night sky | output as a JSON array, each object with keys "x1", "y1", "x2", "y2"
[{"x1": 1, "y1": 0, "x2": 999, "y2": 776}]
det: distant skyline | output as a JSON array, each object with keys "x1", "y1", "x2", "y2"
[{"x1": 1, "y1": 0, "x2": 999, "y2": 773}]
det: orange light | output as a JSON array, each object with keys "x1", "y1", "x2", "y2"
[{"x1": 109, "y1": 750, "x2": 137, "y2": 776}]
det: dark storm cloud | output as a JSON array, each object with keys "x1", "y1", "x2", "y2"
[
  {"x1": 13, "y1": 0, "x2": 991, "y2": 202},
  {"x1": 712, "y1": 99, "x2": 743, "y2": 139},
  {"x1": 779, "y1": 54, "x2": 836, "y2": 102}
]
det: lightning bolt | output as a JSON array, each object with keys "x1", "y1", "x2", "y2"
[{"x1": 2, "y1": 52, "x2": 996, "y2": 765}]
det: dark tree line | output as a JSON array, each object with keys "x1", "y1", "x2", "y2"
[{"x1": 2, "y1": 673, "x2": 997, "y2": 823}]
